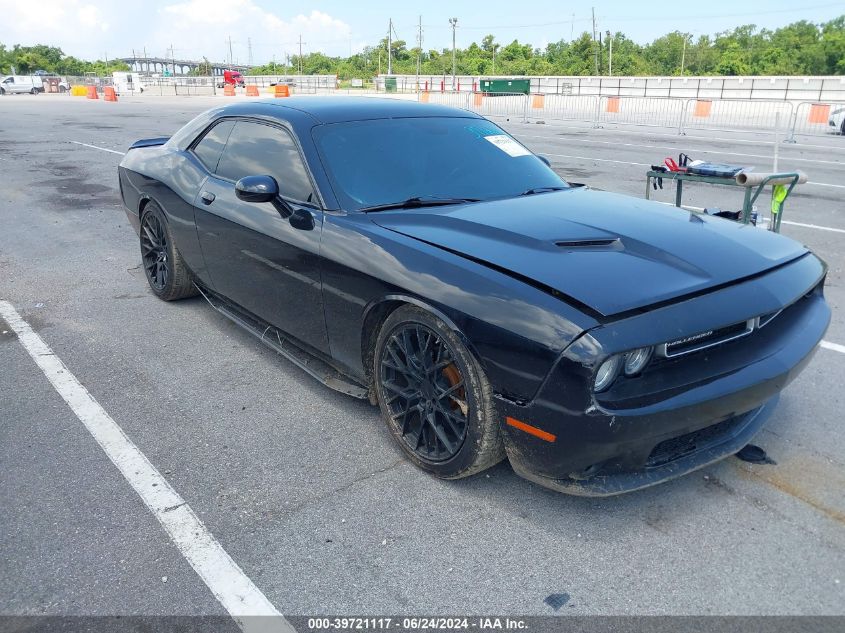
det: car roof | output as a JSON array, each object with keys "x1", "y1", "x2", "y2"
[{"x1": 250, "y1": 96, "x2": 481, "y2": 124}]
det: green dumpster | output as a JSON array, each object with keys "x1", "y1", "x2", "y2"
[
  {"x1": 384, "y1": 77, "x2": 397, "y2": 93},
  {"x1": 480, "y1": 78, "x2": 530, "y2": 95}
]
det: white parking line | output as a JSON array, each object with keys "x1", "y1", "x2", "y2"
[
  {"x1": 541, "y1": 152, "x2": 843, "y2": 190},
  {"x1": 821, "y1": 340, "x2": 845, "y2": 354},
  {"x1": 69, "y1": 140, "x2": 126, "y2": 155},
  {"x1": 519, "y1": 134, "x2": 845, "y2": 166},
  {"x1": 517, "y1": 122, "x2": 845, "y2": 152},
  {"x1": 0, "y1": 301, "x2": 292, "y2": 633}
]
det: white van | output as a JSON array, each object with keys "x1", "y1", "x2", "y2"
[
  {"x1": 0, "y1": 75, "x2": 43, "y2": 95},
  {"x1": 111, "y1": 72, "x2": 144, "y2": 95}
]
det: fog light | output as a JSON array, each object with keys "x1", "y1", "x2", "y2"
[
  {"x1": 624, "y1": 347, "x2": 653, "y2": 375},
  {"x1": 594, "y1": 355, "x2": 621, "y2": 392}
]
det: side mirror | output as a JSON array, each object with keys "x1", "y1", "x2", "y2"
[
  {"x1": 235, "y1": 175, "x2": 279, "y2": 203},
  {"x1": 537, "y1": 155, "x2": 551, "y2": 167}
]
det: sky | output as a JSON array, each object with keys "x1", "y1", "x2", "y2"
[{"x1": 1, "y1": 0, "x2": 843, "y2": 64}]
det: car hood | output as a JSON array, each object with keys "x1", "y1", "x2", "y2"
[{"x1": 370, "y1": 188, "x2": 808, "y2": 317}]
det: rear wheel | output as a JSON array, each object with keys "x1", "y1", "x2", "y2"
[
  {"x1": 374, "y1": 305, "x2": 505, "y2": 479},
  {"x1": 139, "y1": 202, "x2": 198, "y2": 301}
]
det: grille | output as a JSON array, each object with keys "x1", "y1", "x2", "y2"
[{"x1": 646, "y1": 416, "x2": 745, "y2": 467}]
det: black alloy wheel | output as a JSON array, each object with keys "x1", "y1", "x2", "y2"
[
  {"x1": 380, "y1": 323, "x2": 469, "y2": 462},
  {"x1": 141, "y1": 211, "x2": 169, "y2": 292}
]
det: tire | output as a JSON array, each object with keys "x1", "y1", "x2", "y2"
[
  {"x1": 374, "y1": 305, "x2": 505, "y2": 479},
  {"x1": 30, "y1": 88, "x2": 37, "y2": 95},
  {"x1": 841, "y1": 119, "x2": 845, "y2": 136},
  {"x1": 0, "y1": 88, "x2": 5, "y2": 96},
  {"x1": 139, "y1": 201, "x2": 199, "y2": 301}
]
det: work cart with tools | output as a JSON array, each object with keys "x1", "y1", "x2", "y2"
[{"x1": 645, "y1": 156, "x2": 805, "y2": 233}]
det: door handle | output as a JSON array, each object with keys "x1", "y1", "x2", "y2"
[{"x1": 200, "y1": 191, "x2": 216, "y2": 205}]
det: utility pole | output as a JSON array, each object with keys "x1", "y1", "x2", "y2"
[
  {"x1": 387, "y1": 18, "x2": 393, "y2": 75},
  {"x1": 492, "y1": 43, "x2": 498, "y2": 75},
  {"x1": 169, "y1": 44, "x2": 176, "y2": 75},
  {"x1": 297, "y1": 34, "x2": 305, "y2": 75},
  {"x1": 607, "y1": 30, "x2": 612, "y2": 76},
  {"x1": 247, "y1": 37, "x2": 253, "y2": 66},
  {"x1": 416, "y1": 15, "x2": 423, "y2": 91},
  {"x1": 592, "y1": 7, "x2": 598, "y2": 75},
  {"x1": 680, "y1": 36, "x2": 687, "y2": 75},
  {"x1": 449, "y1": 17, "x2": 458, "y2": 89}
]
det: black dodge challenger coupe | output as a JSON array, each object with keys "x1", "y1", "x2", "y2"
[{"x1": 118, "y1": 98, "x2": 830, "y2": 495}]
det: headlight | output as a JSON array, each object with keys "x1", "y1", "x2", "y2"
[
  {"x1": 594, "y1": 355, "x2": 621, "y2": 392},
  {"x1": 624, "y1": 346, "x2": 653, "y2": 375}
]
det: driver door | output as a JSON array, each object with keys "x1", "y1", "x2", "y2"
[{"x1": 192, "y1": 119, "x2": 328, "y2": 353}]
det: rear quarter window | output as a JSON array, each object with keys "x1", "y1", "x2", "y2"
[{"x1": 191, "y1": 120, "x2": 236, "y2": 173}]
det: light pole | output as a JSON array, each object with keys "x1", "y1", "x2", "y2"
[
  {"x1": 680, "y1": 35, "x2": 688, "y2": 75},
  {"x1": 449, "y1": 17, "x2": 458, "y2": 90},
  {"x1": 492, "y1": 43, "x2": 499, "y2": 75},
  {"x1": 606, "y1": 30, "x2": 612, "y2": 77}
]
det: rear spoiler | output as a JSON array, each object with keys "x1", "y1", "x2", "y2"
[{"x1": 128, "y1": 136, "x2": 170, "y2": 150}]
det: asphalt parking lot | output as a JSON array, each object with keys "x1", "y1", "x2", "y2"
[{"x1": 1, "y1": 94, "x2": 844, "y2": 622}]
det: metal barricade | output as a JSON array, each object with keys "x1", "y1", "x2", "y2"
[
  {"x1": 596, "y1": 96, "x2": 685, "y2": 130},
  {"x1": 524, "y1": 94, "x2": 599, "y2": 125},
  {"x1": 679, "y1": 99, "x2": 793, "y2": 135},
  {"x1": 787, "y1": 101, "x2": 845, "y2": 141}
]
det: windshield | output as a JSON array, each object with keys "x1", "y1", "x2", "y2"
[{"x1": 313, "y1": 117, "x2": 567, "y2": 211}]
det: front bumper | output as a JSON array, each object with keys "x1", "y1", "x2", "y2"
[{"x1": 495, "y1": 264, "x2": 829, "y2": 496}]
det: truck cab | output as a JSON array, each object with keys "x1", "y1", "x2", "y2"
[{"x1": 217, "y1": 70, "x2": 244, "y2": 88}]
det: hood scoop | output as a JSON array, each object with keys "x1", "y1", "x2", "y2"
[{"x1": 555, "y1": 238, "x2": 620, "y2": 249}]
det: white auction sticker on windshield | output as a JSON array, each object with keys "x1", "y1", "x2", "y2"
[{"x1": 484, "y1": 134, "x2": 531, "y2": 157}]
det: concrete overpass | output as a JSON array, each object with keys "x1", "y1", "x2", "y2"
[{"x1": 117, "y1": 57, "x2": 253, "y2": 76}]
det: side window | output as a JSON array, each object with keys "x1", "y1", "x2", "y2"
[
  {"x1": 215, "y1": 121, "x2": 315, "y2": 204},
  {"x1": 191, "y1": 120, "x2": 235, "y2": 173}
]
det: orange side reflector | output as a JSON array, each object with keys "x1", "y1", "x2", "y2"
[
  {"x1": 506, "y1": 417, "x2": 556, "y2": 442},
  {"x1": 808, "y1": 103, "x2": 830, "y2": 124},
  {"x1": 693, "y1": 99, "x2": 712, "y2": 118},
  {"x1": 531, "y1": 94, "x2": 545, "y2": 109},
  {"x1": 605, "y1": 96, "x2": 620, "y2": 113}
]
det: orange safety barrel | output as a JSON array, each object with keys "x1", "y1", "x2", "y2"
[
  {"x1": 245, "y1": 85, "x2": 259, "y2": 97},
  {"x1": 273, "y1": 84, "x2": 290, "y2": 98},
  {"x1": 223, "y1": 84, "x2": 236, "y2": 96},
  {"x1": 86, "y1": 85, "x2": 98, "y2": 100},
  {"x1": 104, "y1": 86, "x2": 118, "y2": 102}
]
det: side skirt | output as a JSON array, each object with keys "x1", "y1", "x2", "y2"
[{"x1": 195, "y1": 284, "x2": 369, "y2": 400}]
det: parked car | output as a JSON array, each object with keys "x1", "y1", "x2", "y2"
[
  {"x1": 830, "y1": 106, "x2": 845, "y2": 135},
  {"x1": 117, "y1": 99, "x2": 830, "y2": 496},
  {"x1": 0, "y1": 75, "x2": 42, "y2": 95}
]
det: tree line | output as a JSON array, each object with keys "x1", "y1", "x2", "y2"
[
  {"x1": 252, "y1": 16, "x2": 845, "y2": 78},
  {"x1": 0, "y1": 44, "x2": 129, "y2": 76},
  {"x1": 2, "y1": 15, "x2": 842, "y2": 79}
]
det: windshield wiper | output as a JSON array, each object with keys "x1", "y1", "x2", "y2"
[
  {"x1": 360, "y1": 196, "x2": 481, "y2": 213},
  {"x1": 520, "y1": 186, "x2": 567, "y2": 196}
]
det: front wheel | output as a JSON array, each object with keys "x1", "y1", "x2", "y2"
[
  {"x1": 30, "y1": 88, "x2": 37, "y2": 95},
  {"x1": 139, "y1": 202, "x2": 198, "y2": 301},
  {"x1": 374, "y1": 305, "x2": 505, "y2": 479}
]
